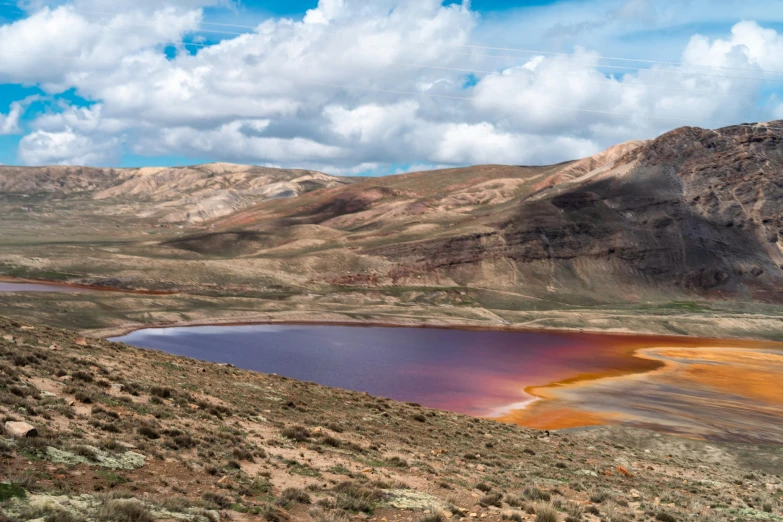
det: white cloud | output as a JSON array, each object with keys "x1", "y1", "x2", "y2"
[
  {"x1": 0, "y1": 102, "x2": 23, "y2": 135},
  {"x1": 2, "y1": 0, "x2": 783, "y2": 169},
  {"x1": 18, "y1": 127, "x2": 120, "y2": 165}
]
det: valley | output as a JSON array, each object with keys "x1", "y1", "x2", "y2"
[{"x1": 2, "y1": 120, "x2": 783, "y2": 521}]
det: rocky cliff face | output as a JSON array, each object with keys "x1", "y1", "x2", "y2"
[
  {"x1": 360, "y1": 122, "x2": 783, "y2": 301},
  {"x1": 197, "y1": 121, "x2": 783, "y2": 304}
]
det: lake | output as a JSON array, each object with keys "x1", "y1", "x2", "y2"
[
  {"x1": 0, "y1": 281, "x2": 94, "y2": 293},
  {"x1": 113, "y1": 324, "x2": 783, "y2": 442},
  {"x1": 111, "y1": 324, "x2": 653, "y2": 417}
]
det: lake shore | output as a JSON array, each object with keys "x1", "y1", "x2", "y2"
[{"x1": 500, "y1": 342, "x2": 783, "y2": 443}]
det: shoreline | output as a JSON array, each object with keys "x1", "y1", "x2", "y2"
[
  {"x1": 96, "y1": 314, "x2": 782, "y2": 344},
  {"x1": 103, "y1": 314, "x2": 783, "y2": 436},
  {"x1": 0, "y1": 276, "x2": 177, "y2": 296},
  {"x1": 500, "y1": 343, "x2": 783, "y2": 440}
]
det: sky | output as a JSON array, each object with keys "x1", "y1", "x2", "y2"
[{"x1": 0, "y1": 0, "x2": 782, "y2": 175}]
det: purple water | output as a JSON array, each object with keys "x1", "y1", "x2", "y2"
[
  {"x1": 0, "y1": 282, "x2": 91, "y2": 293},
  {"x1": 112, "y1": 324, "x2": 631, "y2": 417}
]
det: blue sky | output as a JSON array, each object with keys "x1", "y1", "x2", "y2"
[{"x1": 1, "y1": 0, "x2": 783, "y2": 173}]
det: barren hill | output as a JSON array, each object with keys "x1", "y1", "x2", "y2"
[
  {"x1": 1, "y1": 121, "x2": 783, "y2": 338},
  {"x1": 192, "y1": 121, "x2": 783, "y2": 304},
  {"x1": 0, "y1": 317, "x2": 781, "y2": 522},
  {"x1": 0, "y1": 163, "x2": 353, "y2": 223}
]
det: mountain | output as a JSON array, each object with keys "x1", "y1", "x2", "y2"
[
  {"x1": 0, "y1": 163, "x2": 354, "y2": 223},
  {"x1": 1, "y1": 121, "x2": 783, "y2": 339},
  {"x1": 188, "y1": 121, "x2": 783, "y2": 304},
  {"x1": 2, "y1": 317, "x2": 780, "y2": 521}
]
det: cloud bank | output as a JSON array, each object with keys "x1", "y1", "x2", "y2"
[{"x1": 1, "y1": 0, "x2": 783, "y2": 172}]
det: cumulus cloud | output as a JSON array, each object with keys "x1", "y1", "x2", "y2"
[
  {"x1": 0, "y1": 102, "x2": 23, "y2": 135},
  {"x1": 1, "y1": 0, "x2": 783, "y2": 169},
  {"x1": 18, "y1": 127, "x2": 120, "y2": 165}
]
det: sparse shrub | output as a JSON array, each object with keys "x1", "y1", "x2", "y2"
[
  {"x1": 72, "y1": 371, "x2": 93, "y2": 383},
  {"x1": 533, "y1": 504, "x2": 559, "y2": 522},
  {"x1": 419, "y1": 514, "x2": 444, "y2": 522},
  {"x1": 202, "y1": 492, "x2": 232, "y2": 509},
  {"x1": 137, "y1": 426, "x2": 160, "y2": 439},
  {"x1": 322, "y1": 435, "x2": 341, "y2": 448},
  {"x1": 309, "y1": 508, "x2": 347, "y2": 522},
  {"x1": 279, "y1": 487, "x2": 312, "y2": 505},
  {"x1": 333, "y1": 481, "x2": 385, "y2": 514},
  {"x1": 565, "y1": 501, "x2": 583, "y2": 520},
  {"x1": 476, "y1": 482, "x2": 492, "y2": 492},
  {"x1": 385, "y1": 456, "x2": 408, "y2": 468},
  {"x1": 505, "y1": 494, "x2": 524, "y2": 508},
  {"x1": 589, "y1": 490, "x2": 609, "y2": 504},
  {"x1": 261, "y1": 504, "x2": 290, "y2": 522},
  {"x1": 172, "y1": 434, "x2": 196, "y2": 449},
  {"x1": 282, "y1": 425, "x2": 311, "y2": 442},
  {"x1": 45, "y1": 510, "x2": 79, "y2": 522},
  {"x1": 97, "y1": 499, "x2": 154, "y2": 522},
  {"x1": 72, "y1": 445, "x2": 99, "y2": 462},
  {"x1": 524, "y1": 487, "x2": 551, "y2": 502},
  {"x1": 326, "y1": 422, "x2": 343, "y2": 433},
  {"x1": 74, "y1": 391, "x2": 94, "y2": 404},
  {"x1": 0, "y1": 483, "x2": 26, "y2": 502},
  {"x1": 412, "y1": 414, "x2": 426, "y2": 423},
  {"x1": 655, "y1": 514, "x2": 677, "y2": 522},
  {"x1": 479, "y1": 492, "x2": 503, "y2": 508},
  {"x1": 150, "y1": 386, "x2": 173, "y2": 399},
  {"x1": 232, "y1": 447, "x2": 254, "y2": 461}
]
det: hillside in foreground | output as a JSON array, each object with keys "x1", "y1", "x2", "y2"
[{"x1": 1, "y1": 317, "x2": 782, "y2": 522}]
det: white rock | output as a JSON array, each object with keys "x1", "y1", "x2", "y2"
[{"x1": 4, "y1": 421, "x2": 38, "y2": 438}]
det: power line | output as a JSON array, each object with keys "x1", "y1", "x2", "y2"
[{"x1": 0, "y1": 41, "x2": 764, "y2": 99}]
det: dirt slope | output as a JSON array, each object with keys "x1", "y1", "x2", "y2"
[{"x1": 1, "y1": 317, "x2": 781, "y2": 522}]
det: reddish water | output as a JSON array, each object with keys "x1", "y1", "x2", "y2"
[
  {"x1": 0, "y1": 282, "x2": 93, "y2": 293},
  {"x1": 112, "y1": 324, "x2": 651, "y2": 417}
]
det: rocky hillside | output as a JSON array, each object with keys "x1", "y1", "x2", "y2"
[
  {"x1": 0, "y1": 163, "x2": 353, "y2": 223},
  {"x1": 2, "y1": 122, "x2": 783, "y2": 337},
  {"x1": 193, "y1": 121, "x2": 783, "y2": 304},
  {"x1": 1, "y1": 317, "x2": 781, "y2": 522}
]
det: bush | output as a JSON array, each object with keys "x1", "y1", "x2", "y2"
[
  {"x1": 333, "y1": 481, "x2": 385, "y2": 514},
  {"x1": 137, "y1": 426, "x2": 160, "y2": 439},
  {"x1": 45, "y1": 511, "x2": 79, "y2": 522},
  {"x1": 505, "y1": 494, "x2": 524, "y2": 508},
  {"x1": 385, "y1": 456, "x2": 408, "y2": 468},
  {"x1": 655, "y1": 514, "x2": 677, "y2": 522},
  {"x1": 533, "y1": 504, "x2": 559, "y2": 522},
  {"x1": 479, "y1": 493, "x2": 503, "y2": 508},
  {"x1": 419, "y1": 514, "x2": 444, "y2": 522},
  {"x1": 150, "y1": 386, "x2": 173, "y2": 399},
  {"x1": 232, "y1": 447, "x2": 254, "y2": 461},
  {"x1": 97, "y1": 499, "x2": 154, "y2": 522},
  {"x1": 476, "y1": 482, "x2": 492, "y2": 492},
  {"x1": 72, "y1": 371, "x2": 93, "y2": 383},
  {"x1": 279, "y1": 487, "x2": 312, "y2": 505},
  {"x1": 202, "y1": 492, "x2": 232, "y2": 509},
  {"x1": 282, "y1": 425, "x2": 311, "y2": 442},
  {"x1": 524, "y1": 487, "x2": 551, "y2": 502}
]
